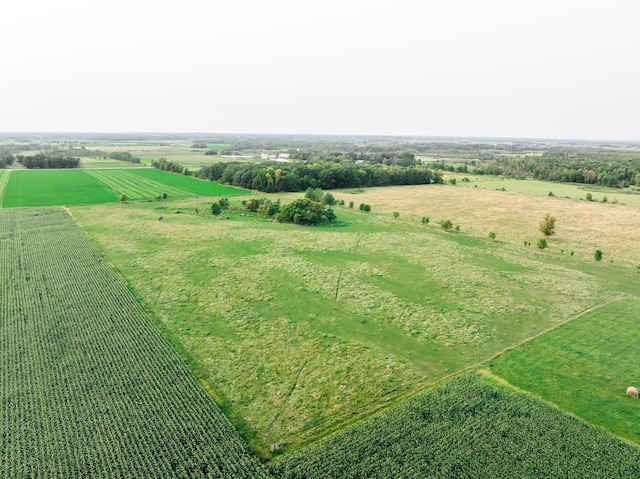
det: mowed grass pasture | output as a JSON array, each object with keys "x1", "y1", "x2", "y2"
[
  {"x1": 443, "y1": 173, "x2": 640, "y2": 207},
  {"x1": 491, "y1": 298, "x2": 640, "y2": 444},
  {"x1": 71, "y1": 184, "x2": 640, "y2": 454},
  {"x1": 0, "y1": 168, "x2": 246, "y2": 208}
]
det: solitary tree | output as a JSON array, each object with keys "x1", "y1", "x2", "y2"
[
  {"x1": 537, "y1": 238, "x2": 548, "y2": 250},
  {"x1": 594, "y1": 249, "x2": 603, "y2": 261},
  {"x1": 392, "y1": 211, "x2": 399, "y2": 220},
  {"x1": 119, "y1": 193, "x2": 127, "y2": 202},
  {"x1": 539, "y1": 213, "x2": 556, "y2": 238},
  {"x1": 211, "y1": 202, "x2": 222, "y2": 215},
  {"x1": 488, "y1": 231, "x2": 496, "y2": 240}
]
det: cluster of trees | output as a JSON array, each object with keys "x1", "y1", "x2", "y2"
[
  {"x1": 277, "y1": 198, "x2": 335, "y2": 225},
  {"x1": 239, "y1": 194, "x2": 335, "y2": 225},
  {"x1": 108, "y1": 151, "x2": 140, "y2": 163},
  {"x1": 0, "y1": 151, "x2": 15, "y2": 168},
  {"x1": 291, "y1": 151, "x2": 419, "y2": 167},
  {"x1": 198, "y1": 161, "x2": 440, "y2": 193},
  {"x1": 18, "y1": 154, "x2": 80, "y2": 169},
  {"x1": 474, "y1": 155, "x2": 640, "y2": 188},
  {"x1": 151, "y1": 157, "x2": 192, "y2": 175}
]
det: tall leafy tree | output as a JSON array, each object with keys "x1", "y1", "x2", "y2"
[{"x1": 539, "y1": 213, "x2": 557, "y2": 238}]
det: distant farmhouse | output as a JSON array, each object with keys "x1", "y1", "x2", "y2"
[{"x1": 260, "y1": 153, "x2": 291, "y2": 162}]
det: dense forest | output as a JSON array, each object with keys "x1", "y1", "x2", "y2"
[
  {"x1": 471, "y1": 155, "x2": 640, "y2": 187},
  {"x1": 17, "y1": 154, "x2": 80, "y2": 169}
]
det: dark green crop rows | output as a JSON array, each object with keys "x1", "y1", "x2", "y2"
[
  {"x1": 272, "y1": 374, "x2": 640, "y2": 479},
  {"x1": 0, "y1": 208, "x2": 270, "y2": 478}
]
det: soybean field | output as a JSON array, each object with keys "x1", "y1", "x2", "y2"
[
  {"x1": 0, "y1": 208, "x2": 270, "y2": 478},
  {"x1": 272, "y1": 373, "x2": 640, "y2": 478},
  {"x1": 0, "y1": 169, "x2": 245, "y2": 208}
]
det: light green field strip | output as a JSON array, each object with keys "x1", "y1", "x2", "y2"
[
  {"x1": 86, "y1": 169, "x2": 194, "y2": 199},
  {"x1": 491, "y1": 297, "x2": 640, "y2": 444},
  {"x1": 0, "y1": 171, "x2": 7, "y2": 207}
]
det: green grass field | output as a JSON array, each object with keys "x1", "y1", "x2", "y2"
[
  {"x1": 0, "y1": 169, "x2": 246, "y2": 208},
  {"x1": 71, "y1": 189, "x2": 640, "y2": 454},
  {"x1": 490, "y1": 297, "x2": 640, "y2": 444},
  {"x1": 444, "y1": 173, "x2": 640, "y2": 206}
]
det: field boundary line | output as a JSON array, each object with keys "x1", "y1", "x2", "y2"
[
  {"x1": 281, "y1": 294, "x2": 633, "y2": 453},
  {"x1": 486, "y1": 293, "x2": 632, "y2": 365},
  {"x1": 0, "y1": 170, "x2": 9, "y2": 207}
]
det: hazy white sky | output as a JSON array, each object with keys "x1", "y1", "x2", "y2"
[{"x1": 1, "y1": 0, "x2": 638, "y2": 140}]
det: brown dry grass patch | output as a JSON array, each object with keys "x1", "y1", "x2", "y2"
[{"x1": 338, "y1": 184, "x2": 640, "y2": 266}]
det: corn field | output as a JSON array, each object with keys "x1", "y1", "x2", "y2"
[
  {"x1": 272, "y1": 374, "x2": 640, "y2": 478},
  {"x1": 0, "y1": 208, "x2": 270, "y2": 478}
]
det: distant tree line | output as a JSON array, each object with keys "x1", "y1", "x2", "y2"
[
  {"x1": 18, "y1": 154, "x2": 80, "y2": 169},
  {"x1": 197, "y1": 161, "x2": 440, "y2": 192},
  {"x1": 290, "y1": 151, "x2": 419, "y2": 167},
  {"x1": 151, "y1": 157, "x2": 192, "y2": 175},
  {"x1": 0, "y1": 151, "x2": 15, "y2": 168},
  {"x1": 107, "y1": 151, "x2": 140, "y2": 164},
  {"x1": 473, "y1": 155, "x2": 640, "y2": 187}
]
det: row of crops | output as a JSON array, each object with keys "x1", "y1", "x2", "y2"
[
  {"x1": 0, "y1": 208, "x2": 270, "y2": 478},
  {"x1": 0, "y1": 169, "x2": 246, "y2": 208},
  {"x1": 272, "y1": 374, "x2": 640, "y2": 478}
]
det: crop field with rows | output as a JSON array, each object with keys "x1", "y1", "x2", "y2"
[
  {"x1": 0, "y1": 169, "x2": 245, "y2": 208},
  {"x1": 0, "y1": 208, "x2": 270, "y2": 478},
  {"x1": 272, "y1": 373, "x2": 640, "y2": 478}
]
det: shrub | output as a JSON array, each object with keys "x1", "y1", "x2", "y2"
[
  {"x1": 594, "y1": 249, "x2": 603, "y2": 262},
  {"x1": 537, "y1": 238, "x2": 548, "y2": 250},
  {"x1": 304, "y1": 187, "x2": 324, "y2": 203},
  {"x1": 440, "y1": 219, "x2": 453, "y2": 231},
  {"x1": 323, "y1": 192, "x2": 336, "y2": 205},
  {"x1": 488, "y1": 231, "x2": 496, "y2": 240}
]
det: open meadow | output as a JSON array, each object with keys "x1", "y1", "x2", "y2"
[
  {"x1": 443, "y1": 173, "x2": 640, "y2": 207},
  {"x1": 71, "y1": 183, "x2": 640, "y2": 454}
]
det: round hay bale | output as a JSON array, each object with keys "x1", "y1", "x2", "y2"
[{"x1": 626, "y1": 386, "x2": 638, "y2": 398}]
